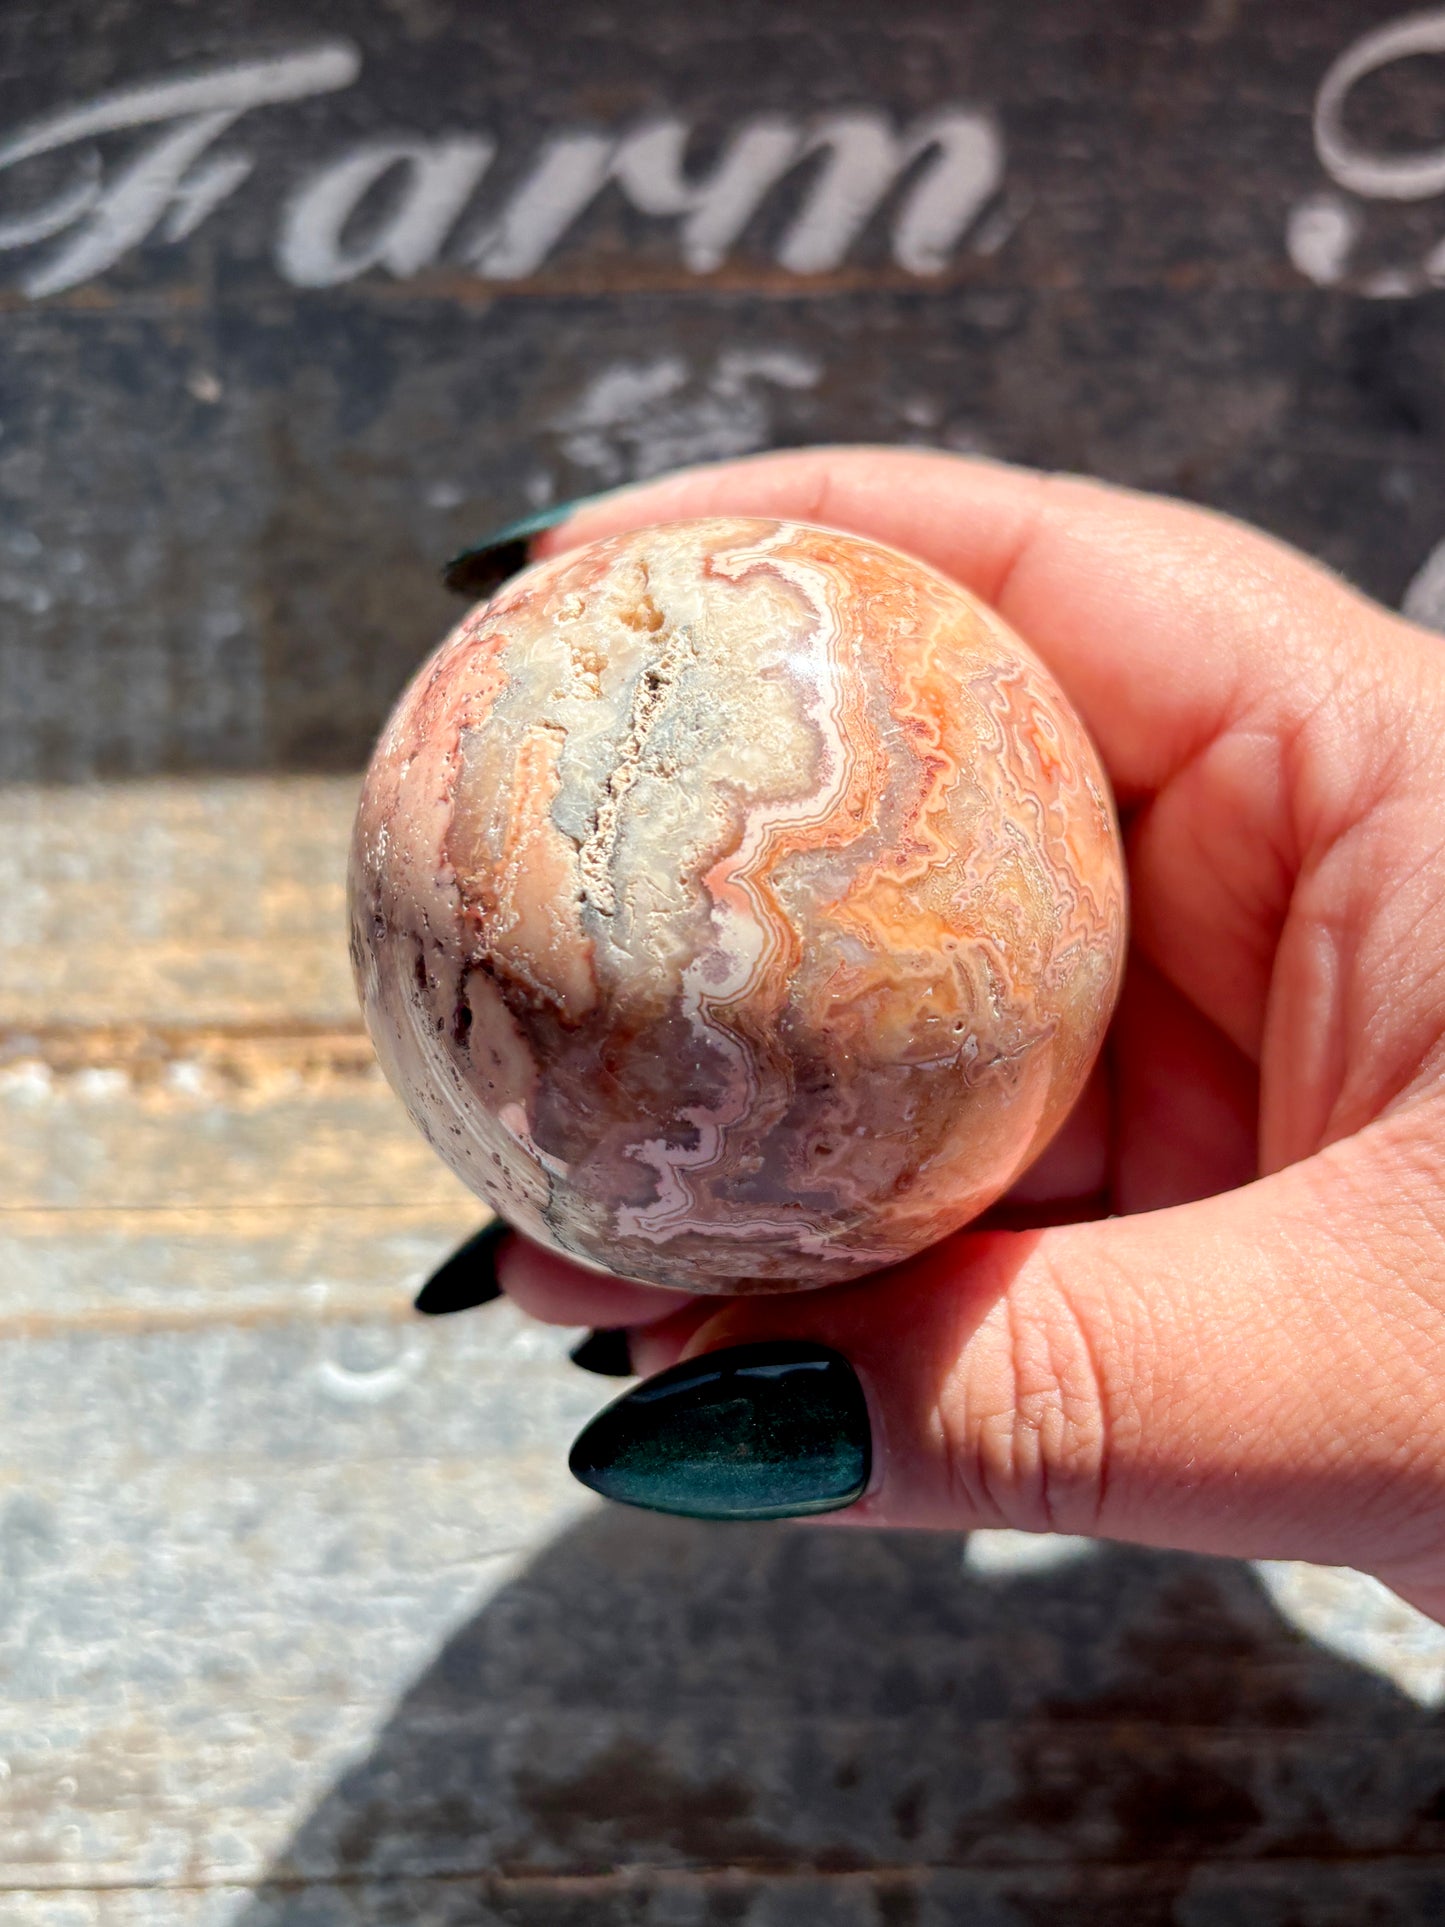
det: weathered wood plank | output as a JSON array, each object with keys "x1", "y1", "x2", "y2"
[
  {"x1": 3, "y1": 757, "x2": 1444, "y2": 1919},
  {"x1": 0, "y1": 1051, "x2": 466, "y2": 1213},
  {"x1": 0, "y1": 1207, "x2": 470, "y2": 1331},
  {"x1": 0, "y1": 779, "x2": 359, "y2": 1034},
  {"x1": 12, "y1": 1863, "x2": 1445, "y2": 1927},
  {"x1": 4, "y1": 1319, "x2": 1445, "y2": 1910}
]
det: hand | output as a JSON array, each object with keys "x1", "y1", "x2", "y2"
[{"x1": 479, "y1": 448, "x2": 1445, "y2": 1616}]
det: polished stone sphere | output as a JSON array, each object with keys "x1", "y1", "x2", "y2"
[{"x1": 350, "y1": 517, "x2": 1127, "y2": 1293}]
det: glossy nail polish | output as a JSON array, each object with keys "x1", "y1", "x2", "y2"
[
  {"x1": 569, "y1": 1328, "x2": 634, "y2": 1377},
  {"x1": 441, "y1": 498, "x2": 599, "y2": 598},
  {"x1": 413, "y1": 1218, "x2": 509, "y2": 1315},
  {"x1": 568, "y1": 1340, "x2": 870, "y2": 1522}
]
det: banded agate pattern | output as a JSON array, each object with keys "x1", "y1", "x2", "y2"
[{"x1": 350, "y1": 518, "x2": 1126, "y2": 1292}]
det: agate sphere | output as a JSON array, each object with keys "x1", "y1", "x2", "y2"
[{"x1": 350, "y1": 516, "x2": 1127, "y2": 1293}]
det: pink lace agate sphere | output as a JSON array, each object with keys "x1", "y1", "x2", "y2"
[{"x1": 350, "y1": 517, "x2": 1127, "y2": 1293}]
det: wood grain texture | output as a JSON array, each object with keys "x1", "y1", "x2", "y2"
[
  {"x1": 0, "y1": 779, "x2": 360, "y2": 1032},
  {"x1": 7, "y1": 775, "x2": 1445, "y2": 1921}
]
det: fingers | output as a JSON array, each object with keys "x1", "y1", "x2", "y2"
[
  {"x1": 999, "y1": 958, "x2": 1259, "y2": 1220},
  {"x1": 611, "y1": 1114, "x2": 1445, "y2": 1577},
  {"x1": 622, "y1": 961, "x2": 1259, "y2": 1375},
  {"x1": 535, "y1": 448, "x2": 1396, "y2": 806},
  {"x1": 503, "y1": 451, "x2": 1445, "y2": 1574},
  {"x1": 998, "y1": 1059, "x2": 1109, "y2": 1209},
  {"x1": 496, "y1": 1232, "x2": 695, "y2": 1329},
  {"x1": 530, "y1": 453, "x2": 1388, "y2": 1069},
  {"x1": 536, "y1": 450, "x2": 1445, "y2": 1150},
  {"x1": 1107, "y1": 954, "x2": 1258, "y2": 1213}
]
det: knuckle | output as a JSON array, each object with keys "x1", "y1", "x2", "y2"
[{"x1": 938, "y1": 1246, "x2": 1133, "y2": 1538}]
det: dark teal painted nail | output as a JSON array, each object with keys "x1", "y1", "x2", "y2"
[
  {"x1": 570, "y1": 1328, "x2": 634, "y2": 1377},
  {"x1": 413, "y1": 1218, "x2": 509, "y2": 1314},
  {"x1": 568, "y1": 1340, "x2": 871, "y2": 1522},
  {"x1": 441, "y1": 498, "x2": 600, "y2": 598}
]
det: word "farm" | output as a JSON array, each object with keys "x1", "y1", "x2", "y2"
[{"x1": 0, "y1": 42, "x2": 1006, "y2": 299}]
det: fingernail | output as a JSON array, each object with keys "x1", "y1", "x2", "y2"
[
  {"x1": 413, "y1": 1218, "x2": 509, "y2": 1314},
  {"x1": 569, "y1": 1328, "x2": 635, "y2": 1377},
  {"x1": 441, "y1": 498, "x2": 601, "y2": 598},
  {"x1": 568, "y1": 1340, "x2": 870, "y2": 1522}
]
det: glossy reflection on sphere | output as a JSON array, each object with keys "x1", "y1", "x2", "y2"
[{"x1": 350, "y1": 517, "x2": 1127, "y2": 1294}]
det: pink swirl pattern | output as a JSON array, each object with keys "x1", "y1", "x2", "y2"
[{"x1": 350, "y1": 518, "x2": 1127, "y2": 1292}]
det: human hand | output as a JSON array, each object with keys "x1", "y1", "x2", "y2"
[{"x1": 457, "y1": 448, "x2": 1445, "y2": 1617}]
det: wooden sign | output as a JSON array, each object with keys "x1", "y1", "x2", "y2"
[{"x1": 1, "y1": 0, "x2": 1442, "y2": 779}]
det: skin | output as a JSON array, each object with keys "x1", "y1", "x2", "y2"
[{"x1": 485, "y1": 447, "x2": 1445, "y2": 1623}]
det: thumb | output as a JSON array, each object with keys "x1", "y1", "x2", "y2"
[{"x1": 571, "y1": 1109, "x2": 1445, "y2": 1582}]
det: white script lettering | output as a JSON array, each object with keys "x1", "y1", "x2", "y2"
[
  {"x1": 1288, "y1": 8, "x2": 1445, "y2": 296},
  {"x1": 1315, "y1": 10, "x2": 1445, "y2": 201},
  {"x1": 773, "y1": 110, "x2": 1003, "y2": 275},
  {"x1": 278, "y1": 136, "x2": 495, "y2": 285},
  {"x1": 0, "y1": 44, "x2": 361, "y2": 297},
  {"x1": 462, "y1": 109, "x2": 1002, "y2": 281},
  {"x1": 0, "y1": 45, "x2": 1008, "y2": 297}
]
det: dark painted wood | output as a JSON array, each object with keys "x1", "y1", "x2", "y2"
[{"x1": 2, "y1": 0, "x2": 1444, "y2": 778}]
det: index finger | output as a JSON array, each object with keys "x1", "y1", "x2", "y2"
[
  {"x1": 530, "y1": 449, "x2": 1440, "y2": 1074},
  {"x1": 534, "y1": 447, "x2": 1389, "y2": 807}
]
